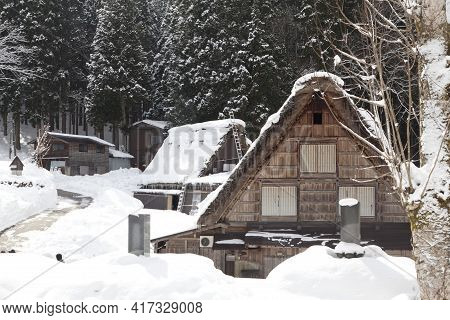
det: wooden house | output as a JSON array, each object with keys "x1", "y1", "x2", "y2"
[
  {"x1": 150, "y1": 73, "x2": 412, "y2": 278},
  {"x1": 9, "y1": 156, "x2": 24, "y2": 176},
  {"x1": 135, "y1": 119, "x2": 248, "y2": 214},
  {"x1": 128, "y1": 120, "x2": 170, "y2": 171},
  {"x1": 35, "y1": 132, "x2": 114, "y2": 175}
]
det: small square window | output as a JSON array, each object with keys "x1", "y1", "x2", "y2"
[
  {"x1": 96, "y1": 145, "x2": 104, "y2": 153},
  {"x1": 313, "y1": 112, "x2": 323, "y2": 125},
  {"x1": 79, "y1": 144, "x2": 88, "y2": 152}
]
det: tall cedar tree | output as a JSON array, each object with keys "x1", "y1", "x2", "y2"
[
  {"x1": 151, "y1": 0, "x2": 292, "y2": 133},
  {"x1": 87, "y1": 0, "x2": 149, "y2": 145},
  {"x1": 1, "y1": 0, "x2": 92, "y2": 134}
]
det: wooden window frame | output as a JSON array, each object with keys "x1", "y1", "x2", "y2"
[{"x1": 79, "y1": 143, "x2": 88, "y2": 152}]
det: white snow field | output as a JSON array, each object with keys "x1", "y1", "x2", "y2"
[
  {"x1": 0, "y1": 121, "x2": 418, "y2": 300},
  {"x1": 0, "y1": 246, "x2": 418, "y2": 299},
  {"x1": 0, "y1": 161, "x2": 57, "y2": 231}
]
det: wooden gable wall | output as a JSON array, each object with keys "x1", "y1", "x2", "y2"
[{"x1": 226, "y1": 97, "x2": 406, "y2": 224}]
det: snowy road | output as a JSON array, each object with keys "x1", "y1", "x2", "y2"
[{"x1": 0, "y1": 190, "x2": 92, "y2": 251}]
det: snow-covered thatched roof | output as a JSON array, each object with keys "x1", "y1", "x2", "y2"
[
  {"x1": 142, "y1": 119, "x2": 245, "y2": 184},
  {"x1": 193, "y1": 72, "x2": 390, "y2": 227}
]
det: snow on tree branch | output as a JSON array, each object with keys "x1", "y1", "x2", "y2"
[{"x1": 0, "y1": 24, "x2": 34, "y2": 81}]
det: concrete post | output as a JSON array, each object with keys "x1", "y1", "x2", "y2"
[
  {"x1": 143, "y1": 214, "x2": 151, "y2": 256},
  {"x1": 339, "y1": 198, "x2": 361, "y2": 244},
  {"x1": 128, "y1": 213, "x2": 151, "y2": 256}
]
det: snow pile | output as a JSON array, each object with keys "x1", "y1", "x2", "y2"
[
  {"x1": 338, "y1": 198, "x2": 358, "y2": 207},
  {"x1": 18, "y1": 189, "x2": 143, "y2": 259},
  {"x1": 52, "y1": 168, "x2": 142, "y2": 197},
  {"x1": 267, "y1": 246, "x2": 418, "y2": 299},
  {"x1": 334, "y1": 241, "x2": 365, "y2": 256},
  {"x1": 133, "y1": 209, "x2": 197, "y2": 240},
  {"x1": 0, "y1": 246, "x2": 418, "y2": 299},
  {"x1": 0, "y1": 161, "x2": 57, "y2": 231},
  {"x1": 143, "y1": 119, "x2": 244, "y2": 184}
]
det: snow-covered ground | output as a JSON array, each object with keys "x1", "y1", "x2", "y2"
[
  {"x1": 0, "y1": 124, "x2": 419, "y2": 300},
  {"x1": 0, "y1": 246, "x2": 418, "y2": 299},
  {"x1": 0, "y1": 161, "x2": 57, "y2": 231}
]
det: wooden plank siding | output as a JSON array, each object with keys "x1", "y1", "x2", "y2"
[
  {"x1": 158, "y1": 86, "x2": 410, "y2": 279},
  {"x1": 225, "y1": 99, "x2": 405, "y2": 224}
]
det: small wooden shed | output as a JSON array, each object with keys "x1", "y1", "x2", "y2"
[{"x1": 9, "y1": 156, "x2": 24, "y2": 176}]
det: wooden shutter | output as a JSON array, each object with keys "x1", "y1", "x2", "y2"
[
  {"x1": 300, "y1": 145, "x2": 317, "y2": 172},
  {"x1": 300, "y1": 144, "x2": 336, "y2": 173},
  {"x1": 278, "y1": 186, "x2": 297, "y2": 216},
  {"x1": 262, "y1": 186, "x2": 279, "y2": 216},
  {"x1": 317, "y1": 145, "x2": 336, "y2": 173},
  {"x1": 261, "y1": 186, "x2": 297, "y2": 216},
  {"x1": 339, "y1": 186, "x2": 375, "y2": 217}
]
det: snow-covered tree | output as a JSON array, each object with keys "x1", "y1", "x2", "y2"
[
  {"x1": 327, "y1": 0, "x2": 449, "y2": 299},
  {"x1": 151, "y1": 0, "x2": 291, "y2": 132},
  {"x1": 87, "y1": 0, "x2": 149, "y2": 148},
  {"x1": 0, "y1": 24, "x2": 33, "y2": 80}
]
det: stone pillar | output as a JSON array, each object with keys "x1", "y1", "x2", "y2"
[{"x1": 339, "y1": 198, "x2": 360, "y2": 244}]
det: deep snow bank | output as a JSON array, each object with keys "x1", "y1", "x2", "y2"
[
  {"x1": 0, "y1": 162, "x2": 57, "y2": 231},
  {"x1": 267, "y1": 246, "x2": 418, "y2": 299},
  {"x1": 0, "y1": 246, "x2": 418, "y2": 299},
  {"x1": 52, "y1": 168, "x2": 143, "y2": 197},
  {"x1": 18, "y1": 189, "x2": 143, "y2": 259}
]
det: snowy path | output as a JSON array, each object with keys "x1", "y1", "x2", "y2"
[{"x1": 0, "y1": 190, "x2": 92, "y2": 251}]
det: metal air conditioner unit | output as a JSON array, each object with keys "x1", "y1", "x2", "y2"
[{"x1": 199, "y1": 236, "x2": 214, "y2": 248}]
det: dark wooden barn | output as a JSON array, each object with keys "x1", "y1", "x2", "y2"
[
  {"x1": 128, "y1": 120, "x2": 169, "y2": 171},
  {"x1": 150, "y1": 73, "x2": 412, "y2": 278},
  {"x1": 34, "y1": 132, "x2": 114, "y2": 175}
]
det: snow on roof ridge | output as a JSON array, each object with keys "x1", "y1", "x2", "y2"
[
  {"x1": 132, "y1": 119, "x2": 170, "y2": 129},
  {"x1": 292, "y1": 72, "x2": 345, "y2": 95},
  {"x1": 49, "y1": 132, "x2": 115, "y2": 147},
  {"x1": 109, "y1": 148, "x2": 134, "y2": 159},
  {"x1": 168, "y1": 119, "x2": 245, "y2": 134}
]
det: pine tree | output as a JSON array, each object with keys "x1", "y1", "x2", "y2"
[{"x1": 87, "y1": 0, "x2": 149, "y2": 148}]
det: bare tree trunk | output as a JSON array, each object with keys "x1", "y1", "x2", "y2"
[
  {"x1": 120, "y1": 97, "x2": 128, "y2": 150},
  {"x1": 411, "y1": 207, "x2": 450, "y2": 299},
  {"x1": 112, "y1": 123, "x2": 119, "y2": 149},
  {"x1": 411, "y1": 0, "x2": 450, "y2": 299},
  {"x1": 1, "y1": 111, "x2": 7, "y2": 136},
  {"x1": 61, "y1": 111, "x2": 66, "y2": 133},
  {"x1": 13, "y1": 111, "x2": 20, "y2": 150}
]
